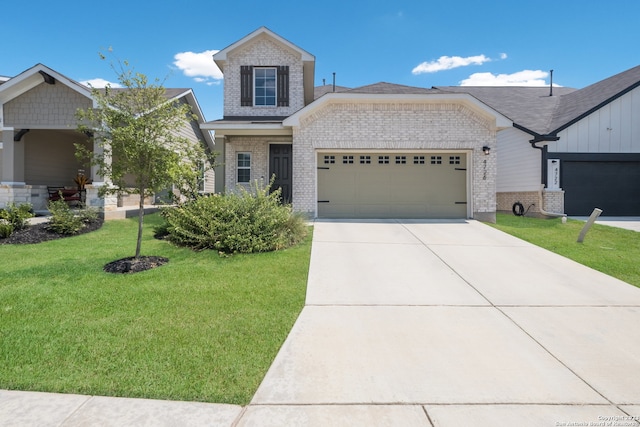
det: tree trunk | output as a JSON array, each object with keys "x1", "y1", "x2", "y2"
[{"x1": 135, "y1": 191, "x2": 145, "y2": 258}]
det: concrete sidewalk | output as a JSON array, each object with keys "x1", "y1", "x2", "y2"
[
  {"x1": 2, "y1": 219, "x2": 640, "y2": 426},
  {"x1": 571, "y1": 216, "x2": 640, "y2": 232}
]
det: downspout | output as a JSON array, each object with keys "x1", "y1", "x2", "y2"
[
  {"x1": 528, "y1": 132, "x2": 566, "y2": 218},
  {"x1": 537, "y1": 184, "x2": 565, "y2": 218}
]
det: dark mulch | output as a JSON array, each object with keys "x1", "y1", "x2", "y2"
[
  {"x1": 103, "y1": 256, "x2": 169, "y2": 274},
  {"x1": 2, "y1": 219, "x2": 168, "y2": 274},
  {"x1": 0, "y1": 219, "x2": 104, "y2": 245}
]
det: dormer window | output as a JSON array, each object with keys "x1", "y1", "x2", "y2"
[{"x1": 240, "y1": 65, "x2": 289, "y2": 107}]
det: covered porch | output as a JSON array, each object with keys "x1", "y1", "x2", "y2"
[{"x1": 0, "y1": 127, "x2": 122, "y2": 215}]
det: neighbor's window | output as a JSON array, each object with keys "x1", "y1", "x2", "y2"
[
  {"x1": 237, "y1": 152, "x2": 251, "y2": 183},
  {"x1": 254, "y1": 68, "x2": 277, "y2": 106}
]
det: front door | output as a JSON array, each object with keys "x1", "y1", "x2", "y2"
[{"x1": 269, "y1": 144, "x2": 292, "y2": 203}]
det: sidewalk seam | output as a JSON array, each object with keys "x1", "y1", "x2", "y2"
[{"x1": 58, "y1": 395, "x2": 94, "y2": 427}]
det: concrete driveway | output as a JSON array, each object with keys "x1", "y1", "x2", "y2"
[{"x1": 242, "y1": 219, "x2": 640, "y2": 426}]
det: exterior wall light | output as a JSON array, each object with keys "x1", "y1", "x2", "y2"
[{"x1": 482, "y1": 146, "x2": 491, "y2": 155}]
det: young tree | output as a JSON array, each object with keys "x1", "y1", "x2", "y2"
[{"x1": 77, "y1": 58, "x2": 211, "y2": 260}]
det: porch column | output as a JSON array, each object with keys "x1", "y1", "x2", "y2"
[
  {"x1": 213, "y1": 135, "x2": 226, "y2": 194},
  {"x1": 90, "y1": 137, "x2": 109, "y2": 186},
  {"x1": 1, "y1": 128, "x2": 26, "y2": 184}
]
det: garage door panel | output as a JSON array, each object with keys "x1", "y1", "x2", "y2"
[
  {"x1": 562, "y1": 161, "x2": 640, "y2": 216},
  {"x1": 318, "y1": 152, "x2": 468, "y2": 219},
  {"x1": 317, "y1": 168, "x2": 355, "y2": 202}
]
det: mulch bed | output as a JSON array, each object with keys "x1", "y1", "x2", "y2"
[
  {"x1": 0, "y1": 219, "x2": 104, "y2": 244},
  {"x1": 103, "y1": 256, "x2": 169, "y2": 274},
  {"x1": 1, "y1": 219, "x2": 168, "y2": 273}
]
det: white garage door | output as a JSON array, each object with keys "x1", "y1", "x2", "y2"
[{"x1": 317, "y1": 152, "x2": 468, "y2": 218}]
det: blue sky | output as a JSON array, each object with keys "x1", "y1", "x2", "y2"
[{"x1": 3, "y1": 0, "x2": 639, "y2": 121}]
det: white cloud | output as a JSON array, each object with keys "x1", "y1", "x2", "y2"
[
  {"x1": 500, "y1": 53, "x2": 508, "y2": 60},
  {"x1": 173, "y1": 50, "x2": 223, "y2": 84},
  {"x1": 80, "y1": 78, "x2": 122, "y2": 88},
  {"x1": 460, "y1": 69, "x2": 550, "y2": 86},
  {"x1": 412, "y1": 54, "x2": 490, "y2": 74}
]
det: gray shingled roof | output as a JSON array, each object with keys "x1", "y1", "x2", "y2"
[
  {"x1": 548, "y1": 64, "x2": 640, "y2": 133},
  {"x1": 314, "y1": 84, "x2": 351, "y2": 99},
  {"x1": 436, "y1": 65, "x2": 640, "y2": 136},
  {"x1": 347, "y1": 82, "x2": 443, "y2": 95},
  {"x1": 107, "y1": 87, "x2": 191, "y2": 100},
  {"x1": 434, "y1": 86, "x2": 577, "y2": 135}
]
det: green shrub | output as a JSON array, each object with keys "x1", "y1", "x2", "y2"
[
  {"x1": 0, "y1": 202, "x2": 34, "y2": 232},
  {"x1": 47, "y1": 199, "x2": 99, "y2": 235},
  {"x1": 161, "y1": 180, "x2": 308, "y2": 253},
  {"x1": 0, "y1": 219, "x2": 13, "y2": 238}
]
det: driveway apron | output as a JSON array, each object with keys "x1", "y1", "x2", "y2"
[{"x1": 242, "y1": 219, "x2": 640, "y2": 426}]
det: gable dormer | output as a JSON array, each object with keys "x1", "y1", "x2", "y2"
[{"x1": 213, "y1": 27, "x2": 315, "y2": 118}]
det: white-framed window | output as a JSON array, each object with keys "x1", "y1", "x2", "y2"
[
  {"x1": 254, "y1": 68, "x2": 277, "y2": 106},
  {"x1": 237, "y1": 152, "x2": 251, "y2": 183},
  {"x1": 241, "y1": 66, "x2": 289, "y2": 107}
]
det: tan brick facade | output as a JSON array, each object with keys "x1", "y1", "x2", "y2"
[
  {"x1": 290, "y1": 101, "x2": 498, "y2": 219},
  {"x1": 497, "y1": 189, "x2": 565, "y2": 216},
  {"x1": 223, "y1": 36, "x2": 305, "y2": 118},
  {"x1": 224, "y1": 137, "x2": 270, "y2": 191}
]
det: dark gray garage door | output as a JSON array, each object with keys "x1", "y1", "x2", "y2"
[{"x1": 562, "y1": 160, "x2": 640, "y2": 216}]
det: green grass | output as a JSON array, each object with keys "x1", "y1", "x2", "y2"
[
  {"x1": 490, "y1": 213, "x2": 640, "y2": 288},
  {"x1": 0, "y1": 214, "x2": 312, "y2": 405}
]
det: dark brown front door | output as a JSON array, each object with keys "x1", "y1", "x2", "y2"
[{"x1": 269, "y1": 144, "x2": 292, "y2": 203}]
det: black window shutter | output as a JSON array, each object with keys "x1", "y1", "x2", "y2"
[
  {"x1": 240, "y1": 66, "x2": 253, "y2": 106},
  {"x1": 277, "y1": 66, "x2": 289, "y2": 107}
]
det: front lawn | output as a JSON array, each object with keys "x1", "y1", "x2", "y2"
[
  {"x1": 490, "y1": 213, "x2": 640, "y2": 288},
  {"x1": 0, "y1": 214, "x2": 312, "y2": 405}
]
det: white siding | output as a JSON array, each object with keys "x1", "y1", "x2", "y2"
[
  {"x1": 550, "y1": 86, "x2": 640, "y2": 153},
  {"x1": 496, "y1": 127, "x2": 541, "y2": 192}
]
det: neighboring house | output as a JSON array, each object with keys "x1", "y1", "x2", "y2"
[
  {"x1": 0, "y1": 64, "x2": 214, "y2": 217},
  {"x1": 440, "y1": 65, "x2": 640, "y2": 216},
  {"x1": 203, "y1": 27, "x2": 511, "y2": 222}
]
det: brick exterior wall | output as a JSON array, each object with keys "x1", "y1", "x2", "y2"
[
  {"x1": 497, "y1": 191, "x2": 540, "y2": 215},
  {"x1": 224, "y1": 137, "x2": 270, "y2": 191},
  {"x1": 223, "y1": 36, "x2": 305, "y2": 117},
  {"x1": 4, "y1": 82, "x2": 91, "y2": 127},
  {"x1": 544, "y1": 190, "x2": 565, "y2": 214},
  {"x1": 0, "y1": 185, "x2": 32, "y2": 209},
  {"x1": 0, "y1": 183, "x2": 117, "y2": 213},
  {"x1": 291, "y1": 101, "x2": 498, "y2": 219},
  {"x1": 497, "y1": 189, "x2": 565, "y2": 216}
]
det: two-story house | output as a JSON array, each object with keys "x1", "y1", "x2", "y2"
[
  {"x1": 205, "y1": 27, "x2": 640, "y2": 220},
  {"x1": 203, "y1": 27, "x2": 511, "y2": 222}
]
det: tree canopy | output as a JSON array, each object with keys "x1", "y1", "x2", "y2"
[{"x1": 77, "y1": 59, "x2": 211, "y2": 259}]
